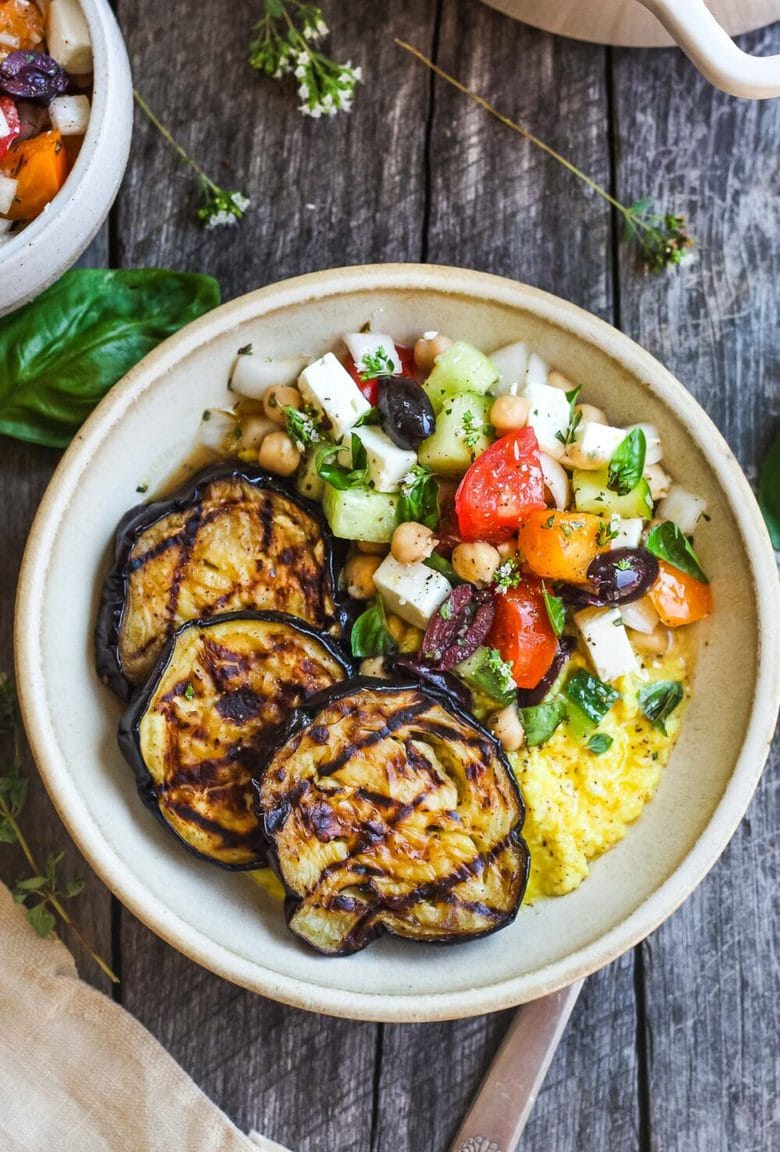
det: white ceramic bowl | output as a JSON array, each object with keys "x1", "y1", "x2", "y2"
[
  {"x1": 0, "y1": 0, "x2": 133, "y2": 317},
  {"x1": 15, "y1": 265, "x2": 780, "y2": 1022}
]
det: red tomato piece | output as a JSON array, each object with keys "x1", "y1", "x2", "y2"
[
  {"x1": 0, "y1": 98, "x2": 21, "y2": 162},
  {"x1": 486, "y1": 579, "x2": 558, "y2": 690},
  {"x1": 342, "y1": 344, "x2": 416, "y2": 405},
  {"x1": 455, "y1": 427, "x2": 546, "y2": 543}
]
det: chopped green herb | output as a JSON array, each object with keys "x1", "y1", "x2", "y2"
[
  {"x1": 351, "y1": 598, "x2": 397, "y2": 659},
  {"x1": 359, "y1": 346, "x2": 396, "y2": 381},
  {"x1": 608, "y1": 427, "x2": 646, "y2": 496},
  {"x1": 645, "y1": 521, "x2": 709, "y2": 584},
  {"x1": 237, "y1": 343, "x2": 253, "y2": 356},
  {"x1": 398, "y1": 464, "x2": 439, "y2": 529},
  {"x1": 555, "y1": 385, "x2": 583, "y2": 448},
  {"x1": 135, "y1": 483, "x2": 148, "y2": 494},
  {"x1": 520, "y1": 700, "x2": 566, "y2": 747},
  {"x1": 543, "y1": 514, "x2": 556, "y2": 529},
  {"x1": 461, "y1": 409, "x2": 489, "y2": 453},
  {"x1": 638, "y1": 680, "x2": 683, "y2": 734},
  {"x1": 587, "y1": 732, "x2": 614, "y2": 755},
  {"x1": 493, "y1": 557, "x2": 522, "y2": 594},
  {"x1": 564, "y1": 669, "x2": 620, "y2": 725},
  {"x1": 439, "y1": 599, "x2": 453, "y2": 621},
  {"x1": 542, "y1": 584, "x2": 566, "y2": 637},
  {"x1": 597, "y1": 520, "x2": 619, "y2": 547},
  {"x1": 184, "y1": 682, "x2": 195, "y2": 700},
  {"x1": 284, "y1": 405, "x2": 322, "y2": 452}
]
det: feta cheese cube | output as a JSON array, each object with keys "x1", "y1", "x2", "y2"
[
  {"x1": 345, "y1": 426, "x2": 417, "y2": 494},
  {"x1": 627, "y1": 422, "x2": 663, "y2": 465},
  {"x1": 575, "y1": 606, "x2": 639, "y2": 682},
  {"x1": 656, "y1": 485, "x2": 708, "y2": 536},
  {"x1": 298, "y1": 353, "x2": 370, "y2": 439},
  {"x1": 49, "y1": 94, "x2": 91, "y2": 137},
  {"x1": 488, "y1": 341, "x2": 529, "y2": 396},
  {"x1": 568, "y1": 421, "x2": 626, "y2": 470},
  {"x1": 610, "y1": 516, "x2": 644, "y2": 550},
  {"x1": 522, "y1": 380, "x2": 571, "y2": 460},
  {"x1": 620, "y1": 597, "x2": 660, "y2": 635},
  {"x1": 47, "y1": 0, "x2": 93, "y2": 74},
  {"x1": 373, "y1": 556, "x2": 451, "y2": 631},
  {"x1": 343, "y1": 332, "x2": 402, "y2": 377}
]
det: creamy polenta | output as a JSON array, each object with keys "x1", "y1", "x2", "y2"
[{"x1": 512, "y1": 637, "x2": 690, "y2": 901}]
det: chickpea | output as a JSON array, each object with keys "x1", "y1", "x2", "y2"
[
  {"x1": 236, "y1": 414, "x2": 275, "y2": 453},
  {"x1": 257, "y1": 430, "x2": 300, "y2": 477},
  {"x1": 344, "y1": 553, "x2": 382, "y2": 600},
  {"x1": 547, "y1": 370, "x2": 575, "y2": 392},
  {"x1": 575, "y1": 403, "x2": 608, "y2": 426},
  {"x1": 360, "y1": 657, "x2": 389, "y2": 679},
  {"x1": 452, "y1": 541, "x2": 501, "y2": 586},
  {"x1": 385, "y1": 613, "x2": 407, "y2": 645},
  {"x1": 357, "y1": 540, "x2": 389, "y2": 556},
  {"x1": 414, "y1": 331, "x2": 453, "y2": 373},
  {"x1": 262, "y1": 384, "x2": 303, "y2": 426},
  {"x1": 496, "y1": 539, "x2": 519, "y2": 561},
  {"x1": 490, "y1": 394, "x2": 530, "y2": 434},
  {"x1": 628, "y1": 625, "x2": 671, "y2": 657},
  {"x1": 488, "y1": 705, "x2": 525, "y2": 753},
  {"x1": 391, "y1": 521, "x2": 436, "y2": 566}
]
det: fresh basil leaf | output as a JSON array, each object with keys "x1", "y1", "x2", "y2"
[
  {"x1": 638, "y1": 680, "x2": 683, "y2": 734},
  {"x1": 587, "y1": 732, "x2": 614, "y2": 755},
  {"x1": 455, "y1": 646, "x2": 517, "y2": 708},
  {"x1": 398, "y1": 464, "x2": 439, "y2": 529},
  {"x1": 351, "y1": 433, "x2": 368, "y2": 473},
  {"x1": 542, "y1": 585, "x2": 566, "y2": 637},
  {"x1": 0, "y1": 269, "x2": 221, "y2": 448},
  {"x1": 520, "y1": 700, "x2": 566, "y2": 747},
  {"x1": 564, "y1": 669, "x2": 620, "y2": 725},
  {"x1": 316, "y1": 440, "x2": 368, "y2": 491},
  {"x1": 607, "y1": 427, "x2": 647, "y2": 496},
  {"x1": 26, "y1": 901, "x2": 56, "y2": 938},
  {"x1": 353, "y1": 406, "x2": 381, "y2": 427},
  {"x1": 759, "y1": 429, "x2": 780, "y2": 549},
  {"x1": 424, "y1": 552, "x2": 462, "y2": 586},
  {"x1": 646, "y1": 521, "x2": 709, "y2": 584},
  {"x1": 350, "y1": 599, "x2": 397, "y2": 659}
]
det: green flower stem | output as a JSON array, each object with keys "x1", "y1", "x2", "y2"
[{"x1": 133, "y1": 89, "x2": 218, "y2": 195}]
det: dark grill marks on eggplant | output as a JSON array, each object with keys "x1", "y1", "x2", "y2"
[
  {"x1": 118, "y1": 612, "x2": 351, "y2": 870},
  {"x1": 95, "y1": 465, "x2": 347, "y2": 700},
  {"x1": 254, "y1": 681, "x2": 529, "y2": 955}
]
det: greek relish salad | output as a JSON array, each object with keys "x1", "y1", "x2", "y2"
[
  {"x1": 0, "y1": 0, "x2": 92, "y2": 235},
  {"x1": 209, "y1": 327, "x2": 713, "y2": 759}
]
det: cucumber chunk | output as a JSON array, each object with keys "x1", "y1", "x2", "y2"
[
  {"x1": 296, "y1": 446, "x2": 325, "y2": 503},
  {"x1": 417, "y1": 392, "x2": 493, "y2": 478},
  {"x1": 322, "y1": 484, "x2": 399, "y2": 542},
  {"x1": 572, "y1": 467, "x2": 653, "y2": 519},
  {"x1": 424, "y1": 341, "x2": 498, "y2": 412}
]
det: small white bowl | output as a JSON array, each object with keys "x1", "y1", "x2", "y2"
[
  {"x1": 14, "y1": 265, "x2": 780, "y2": 1022},
  {"x1": 0, "y1": 0, "x2": 133, "y2": 317}
]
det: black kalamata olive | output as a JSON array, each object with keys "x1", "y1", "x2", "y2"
[
  {"x1": 376, "y1": 375, "x2": 435, "y2": 450},
  {"x1": 516, "y1": 637, "x2": 576, "y2": 707},
  {"x1": 0, "y1": 52, "x2": 68, "y2": 104},
  {"x1": 420, "y1": 584, "x2": 495, "y2": 670},
  {"x1": 558, "y1": 548, "x2": 659, "y2": 608}
]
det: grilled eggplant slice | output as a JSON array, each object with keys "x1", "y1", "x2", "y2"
[
  {"x1": 255, "y1": 680, "x2": 529, "y2": 954},
  {"x1": 119, "y1": 612, "x2": 351, "y2": 869},
  {"x1": 97, "y1": 465, "x2": 346, "y2": 699}
]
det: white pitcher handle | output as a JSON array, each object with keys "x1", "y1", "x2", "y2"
[{"x1": 641, "y1": 0, "x2": 780, "y2": 98}]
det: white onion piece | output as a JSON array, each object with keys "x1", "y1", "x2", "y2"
[
  {"x1": 231, "y1": 354, "x2": 307, "y2": 399},
  {"x1": 525, "y1": 352, "x2": 549, "y2": 387},
  {"x1": 656, "y1": 485, "x2": 708, "y2": 535},
  {"x1": 199, "y1": 408, "x2": 238, "y2": 451},
  {"x1": 488, "y1": 341, "x2": 529, "y2": 396},
  {"x1": 49, "y1": 94, "x2": 90, "y2": 136},
  {"x1": 628, "y1": 422, "x2": 663, "y2": 465},
  {"x1": 644, "y1": 463, "x2": 672, "y2": 501},
  {"x1": 620, "y1": 597, "x2": 660, "y2": 635},
  {"x1": 540, "y1": 452, "x2": 570, "y2": 509},
  {"x1": 0, "y1": 174, "x2": 18, "y2": 216}
]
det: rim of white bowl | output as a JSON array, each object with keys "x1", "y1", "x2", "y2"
[
  {"x1": 0, "y1": 0, "x2": 133, "y2": 308},
  {"x1": 15, "y1": 264, "x2": 780, "y2": 1021}
]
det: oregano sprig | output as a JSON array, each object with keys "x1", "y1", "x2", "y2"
[
  {"x1": 395, "y1": 40, "x2": 694, "y2": 273},
  {"x1": 0, "y1": 676, "x2": 118, "y2": 983}
]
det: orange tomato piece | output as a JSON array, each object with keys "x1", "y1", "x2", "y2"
[
  {"x1": 648, "y1": 560, "x2": 713, "y2": 627},
  {"x1": 1, "y1": 131, "x2": 69, "y2": 221},
  {"x1": 0, "y1": 0, "x2": 44, "y2": 54},
  {"x1": 517, "y1": 508, "x2": 608, "y2": 583}
]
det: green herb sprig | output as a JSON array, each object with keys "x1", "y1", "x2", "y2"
[
  {"x1": 0, "y1": 677, "x2": 118, "y2": 982},
  {"x1": 284, "y1": 405, "x2": 323, "y2": 452},
  {"x1": 360, "y1": 346, "x2": 396, "y2": 381},
  {"x1": 399, "y1": 464, "x2": 439, "y2": 529},
  {"x1": 250, "y1": 2, "x2": 361, "y2": 118},
  {"x1": 395, "y1": 41, "x2": 694, "y2": 273},
  {"x1": 493, "y1": 557, "x2": 522, "y2": 594},
  {"x1": 133, "y1": 90, "x2": 250, "y2": 229}
]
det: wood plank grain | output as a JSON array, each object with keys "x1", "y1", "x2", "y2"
[
  {"x1": 112, "y1": 2, "x2": 436, "y2": 1149},
  {"x1": 372, "y1": 5, "x2": 639, "y2": 1151},
  {"x1": 611, "y1": 25, "x2": 780, "y2": 1152},
  {"x1": 0, "y1": 234, "x2": 114, "y2": 991}
]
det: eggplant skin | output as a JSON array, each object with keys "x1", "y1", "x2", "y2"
[
  {"x1": 254, "y1": 679, "x2": 529, "y2": 955},
  {"x1": 96, "y1": 465, "x2": 347, "y2": 701},
  {"x1": 118, "y1": 612, "x2": 351, "y2": 870}
]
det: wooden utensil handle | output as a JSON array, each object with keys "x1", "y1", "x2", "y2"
[{"x1": 449, "y1": 981, "x2": 584, "y2": 1152}]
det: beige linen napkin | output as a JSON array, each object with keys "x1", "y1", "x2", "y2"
[{"x1": 0, "y1": 882, "x2": 291, "y2": 1152}]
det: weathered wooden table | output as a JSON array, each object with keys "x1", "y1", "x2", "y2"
[{"x1": 2, "y1": 2, "x2": 778, "y2": 1149}]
